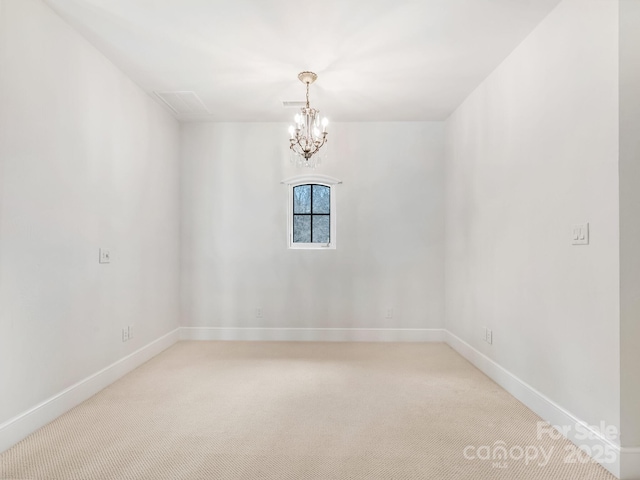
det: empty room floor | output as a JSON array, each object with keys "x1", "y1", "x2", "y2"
[{"x1": 0, "y1": 342, "x2": 614, "y2": 480}]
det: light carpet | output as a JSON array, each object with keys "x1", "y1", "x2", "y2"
[{"x1": 0, "y1": 341, "x2": 615, "y2": 479}]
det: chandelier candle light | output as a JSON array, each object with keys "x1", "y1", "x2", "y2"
[{"x1": 288, "y1": 71, "x2": 329, "y2": 168}]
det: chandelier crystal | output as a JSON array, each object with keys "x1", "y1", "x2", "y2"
[{"x1": 288, "y1": 71, "x2": 328, "y2": 168}]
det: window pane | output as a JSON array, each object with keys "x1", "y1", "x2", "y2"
[
  {"x1": 293, "y1": 185, "x2": 311, "y2": 214},
  {"x1": 312, "y1": 185, "x2": 330, "y2": 214},
  {"x1": 293, "y1": 215, "x2": 311, "y2": 243},
  {"x1": 312, "y1": 215, "x2": 330, "y2": 243}
]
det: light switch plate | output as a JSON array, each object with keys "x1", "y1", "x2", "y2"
[
  {"x1": 99, "y1": 248, "x2": 111, "y2": 264},
  {"x1": 572, "y1": 223, "x2": 589, "y2": 245}
]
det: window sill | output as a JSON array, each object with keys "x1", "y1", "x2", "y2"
[{"x1": 289, "y1": 243, "x2": 335, "y2": 250}]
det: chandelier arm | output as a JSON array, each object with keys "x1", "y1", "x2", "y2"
[
  {"x1": 290, "y1": 130, "x2": 328, "y2": 154},
  {"x1": 297, "y1": 134, "x2": 327, "y2": 160}
]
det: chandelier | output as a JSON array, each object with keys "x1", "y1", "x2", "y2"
[{"x1": 288, "y1": 71, "x2": 328, "y2": 168}]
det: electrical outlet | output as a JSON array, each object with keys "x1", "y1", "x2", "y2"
[
  {"x1": 487, "y1": 329, "x2": 493, "y2": 345},
  {"x1": 99, "y1": 248, "x2": 111, "y2": 264},
  {"x1": 256, "y1": 308, "x2": 263, "y2": 318},
  {"x1": 122, "y1": 328, "x2": 129, "y2": 342},
  {"x1": 385, "y1": 308, "x2": 394, "y2": 319}
]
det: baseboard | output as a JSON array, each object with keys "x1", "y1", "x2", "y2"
[
  {"x1": 180, "y1": 327, "x2": 446, "y2": 342},
  {"x1": 444, "y1": 330, "x2": 623, "y2": 479},
  {"x1": 0, "y1": 328, "x2": 180, "y2": 454},
  {"x1": 620, "y1": 447, "x2": 640, "y2": 480}
]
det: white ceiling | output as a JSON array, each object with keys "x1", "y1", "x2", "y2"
[{"x1": 43, "y1": 0, "x2": 561, "y2": 122}]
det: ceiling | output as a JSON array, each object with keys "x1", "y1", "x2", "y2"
[{"x1": 43, "y1": 0, "x2": 562, "y2": 122}]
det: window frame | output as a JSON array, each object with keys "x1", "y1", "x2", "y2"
[{"x1": 282, "y1": 174, "x2": 341, "y2": 250}]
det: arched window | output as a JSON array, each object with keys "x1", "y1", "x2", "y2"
[{"x1": 282, "y1": 175, "x2": 341, "y2": 249}]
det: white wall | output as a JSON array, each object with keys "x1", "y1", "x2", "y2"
[
  {"x1": 445, "y1": 0, "x2": 620, "y2": 439},
  {"x1": 180, "y1": 122, "x2": 444, "y2": 336},
  {"x1": 619, "y1": 0, "x2": 640, "y2": 453},
  {"x1": 0, "y1": 0, "x2": 180, "y2": 428}
]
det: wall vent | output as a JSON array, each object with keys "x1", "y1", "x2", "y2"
[
  {"x1": 154, "y1": 91, "x2": 210, "y2": 115},
  {"x1": 282, "y1": 101, "x2": 306, "y2": 108}
]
